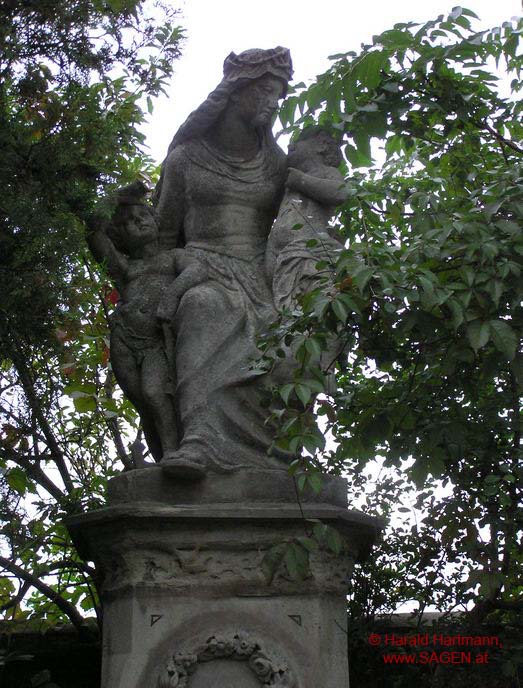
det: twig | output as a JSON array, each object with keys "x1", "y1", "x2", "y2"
[
  {"x1": 0, "y1": 555, "x2": 87, "y2": 634},
  {"x1": 7, "y1": 343, "x2": 74, "y2": 493},
  {"x1": 1, "y1": 442, "x2": 65, "y2": 503}
]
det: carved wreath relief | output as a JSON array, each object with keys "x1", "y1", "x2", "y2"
[{"x1": 157, "y1": 632, "x2": 296, "y2": 687}]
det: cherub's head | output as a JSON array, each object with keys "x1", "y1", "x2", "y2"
[
  {"x1": 108, "y1": 183, "x2": 158, "y2": 257},
  {"x1": 287, "y1": 126, "x2": 343, "y2": 171}
]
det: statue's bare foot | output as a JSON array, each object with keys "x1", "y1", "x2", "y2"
[{"x1": 161, "y1": 451, "x2": 207, "y2": 480}]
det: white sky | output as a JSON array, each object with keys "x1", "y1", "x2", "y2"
[{"x1": 144, "y1": 0, "x2": 522, "y2": 162}]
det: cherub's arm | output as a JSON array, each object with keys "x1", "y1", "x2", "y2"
[
  {"x1": 157, "y1": 252, "x2": 208, "y2": 323},
  {"x1": 286, "y1": 167, "x2": 349, "y2": 207},
  {"x1": 155, "y1": 147, "x2": 186, "y2": 250},
  {"x1": 86, "y1": 216, "x2": 128, "y2": 286}
]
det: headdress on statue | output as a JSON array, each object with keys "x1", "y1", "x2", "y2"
[
  {"x1": 166, "y1": 46, "x2": 293, "y2": 151},
  {"x1": 222, "y1": 47, "x2": 293, "y2": 92}
]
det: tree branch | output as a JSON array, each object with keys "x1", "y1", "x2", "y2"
[
  {"x1": 1, "y1": 441, "x2": 65, "y2": 503},
  {"x1": 0, "y1": 580, "x2": 31, "y2": 614},
  {"x1": 47, "y1": 559, "x2": 97, "y2": 579},
  {"x1": 0, "y1": 555, "x2": 87, "y2": 634},
  {"x1": 7, "y1": 343, "x2": 74, "y2": 493},
  {"x1": 480, "y1": 120, "x2": 523, "y2": 155}
]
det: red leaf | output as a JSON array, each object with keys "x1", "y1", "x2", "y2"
[
  {"x1": 101, "y1": 344, "x2": 110, "y2": 367},
  {"x1": 105, "y1": 288, "x2": 120, "y2": 306}
]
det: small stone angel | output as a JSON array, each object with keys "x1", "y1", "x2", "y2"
[{"x1": 87, "y1": 182, "x2": 207, "y2": 465}]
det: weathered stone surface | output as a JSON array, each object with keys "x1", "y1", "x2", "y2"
[
  {"x1": 73, "y1": 46, "x2": 386, "y2": 688},
  {"x1": 67, "y1": 491, "x2": 380, "y2": 688},
  {"x1": 100, "y1": 593, "x2": 349, "y2": 687},
  {"x1": 67, "y1": 500, "x2": 379, "y2": 594},
  {"x1": 88, "y1": 48, "x2": 297, "y2": 477},
  {"x1": 267, "y1": 126, "x2": 348, "y2": 312},
  {"x1": 106, "y1": 465, "x2": 348, "y2": 508}
]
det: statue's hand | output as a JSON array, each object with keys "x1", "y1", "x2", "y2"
[
  {"x1": 285, "y1": 167, "x2": 303, "y2": 190},
  {"x1": 157, "y1": 281, "x2": 183, "y2": 323},
  {"x1": 156, "y1": 299, "x2": 178, "y2": 324}
]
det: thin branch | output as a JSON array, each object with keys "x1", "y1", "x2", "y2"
[
  {"x1": 0, "y1": 555, "x2": 87, "y2": 634},
  {"x1": 47, "y1": 559, "x2": 97, "y2": 579},
  {"x1": 7, "y1": 343, "x2": 74, "y2": 493},
  {"x1": 2, "y1": 442, "x2": 65, "y2": 503},
  {"x1": 481, "y1": 120, "x2": 523, "y2": 155},
  {"x1": 0, "y1": 580, "x2": 31, "y2": 614}
]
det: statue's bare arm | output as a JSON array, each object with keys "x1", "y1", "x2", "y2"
[
  {"x1": 156, "y1": 254, "x2": 209, "y2": 323},
  {"x1": 286, "y1": 167, "x2": 349, "y2": 208},
  {"x1": 156, "y1": 148, "x2": 186, "y2": 249},
  {"x1": 86, "y1": 219, "x2": 128, "y2": 286}
]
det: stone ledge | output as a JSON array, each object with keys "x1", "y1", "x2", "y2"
[
  {"x1": 66, "y1": 501, "x2": 382, "y2": 566},
  {"x1": 106, "y1": 466, "x2": 349, "y2": 507}
]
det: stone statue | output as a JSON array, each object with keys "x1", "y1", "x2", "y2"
[
  {"x1": 87, "y1": 51, "x2": 352, "y2": 481},
  {"x1": 151, "y1": 46, "x2": 293, "y2": 479},
  {"x1": 266, "y1": 126, "x2": 348, "y2": 313},
  {"x1": 73, "y1": 50, "x2": 382, "y2": 688},
  {"x1": 87, "y1": 182, "x2": 208, "y2": 465}
]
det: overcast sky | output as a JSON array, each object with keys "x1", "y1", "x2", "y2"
[{"x1": 143, "y1": 0, "x2": 522, "y2": 162}]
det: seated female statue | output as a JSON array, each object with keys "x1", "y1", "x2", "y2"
[{"x1": 153, "y1": 47, "x2": 294, "y2": 479}]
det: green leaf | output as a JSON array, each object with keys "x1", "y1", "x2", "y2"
[
  {"x1": 337, "y1": 293, "x2": 362, "y2": 316},
  {"x1": 467, "y1": 320, "x2": 490, "y2": 352},
  {"x1": 324, "y1": 526, "x2": 344, "y2": 555},
  {"x1": 297, "y1": 536, "x2": 319, "y2": 552},
  {"x1": 490, "y1": 319, "x2": 518, "y2": 360},
  {"x1": 305, "y1": 337, "x2": 322, "y2": 359},
  {"x1": 279, "y1": 384, "x2": 295, "y2": 405},
  {"x1": 297, "y1": 473, "x2": 307, "y2": 492},
  {"x1": 354, "y1": 51, "x2": 387, "y2": 90},
  {"x1": 312, "y1": 296, "x2": 331, "y2": 318},
  {"x1": 261, "y1": 544, "x2": 286, "y2": 585},
  {"x1": 352, "y1": 266, "x2": 374, "y2": 292},
  {"x1": 307, "y1": 472, "x2": 323, "y2": 495},
  {"x1": 447, "y1": 299, "x2": 464, "y2": 330},
  {"x1": 284, "y1": 542, "x2": 310, "y2": 581},
  {"x1": 332, "y1": 298, "x2": 348, "y2": 322},
  {"x1": 353, "y1": 130, "x2": 372, "y2": 164},
  {"x1": 295, "y1": 383, "x2": 312, "y2": 407},
  {"x1": 6, "y1": 468, "x2": 29, "y2": 496},
  {"x1": 73, "y1": 396, "x2": 97, "y2": 413}
]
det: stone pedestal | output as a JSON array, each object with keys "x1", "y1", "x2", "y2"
[{"x1": 66, "y1": 467, "x2": 381, "y2": 688}]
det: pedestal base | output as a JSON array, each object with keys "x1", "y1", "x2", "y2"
[{"x1": 66, "y1": 467, "x2": 381, "y2": 687}]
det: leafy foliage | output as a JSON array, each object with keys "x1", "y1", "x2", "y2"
[
  {"x1": 0, "y1": 0, "x2": 183, "y2": 632},
  {"x1": 266, "y1": 7, "x2": 523, "y2": 682}
]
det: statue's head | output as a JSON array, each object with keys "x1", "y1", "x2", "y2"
[
  {"x1": 108, "y1": 183, "x2": 158, "y2": 256},
  {"x1": 288, "y1": 126, "x2": 344, "y2": 170},
  {"x1": 222, "y1": 47, "x2": 293, "y2": 96},
  {"x1": 169, "y1": 46, "x2": 293, "y2": 149}
]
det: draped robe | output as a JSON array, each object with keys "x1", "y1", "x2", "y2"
[{"x1": 157, "y1": 138, "x2": 289, "y2": 471}]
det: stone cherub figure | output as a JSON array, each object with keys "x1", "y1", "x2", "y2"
[
  {"x1": 87, "y1": 182, "x2": 207, "y2": 465},
  {"x1": 266, "y1": 126, "x2": 349, "y2": 312}
]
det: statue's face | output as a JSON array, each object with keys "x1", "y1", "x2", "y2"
[
  {"x1": 231, "y1": 74, "x2": 286, "y2": 128},
  {"x1": 121, "y1": 206, "x2": 158, "y2": 250}
]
